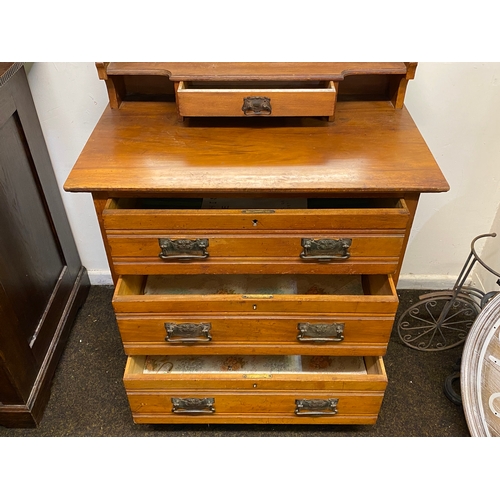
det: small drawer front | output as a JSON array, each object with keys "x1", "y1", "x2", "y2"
[
  {"x1": 124, "y1": 355, "x2": 387, "y2": 425},
  {"x1": 112, "y1": 274, "x2": 399, "y2": 315},
  {"x1": 107, "y1": 233, "x2": 405, "y2": 276},
  {"x1": 116, "y1": 315, "x2": 394, "y2": 356},
  {"x1": 102, "y1": 198, "x2": 410, "y2": 232},
  {"x1": 176, "y1": 80, "x2": 336, "y2": 118}
]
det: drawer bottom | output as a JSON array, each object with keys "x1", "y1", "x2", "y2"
[{"x1": 124, "y1": 355, "x2": 387, "y2": 425}]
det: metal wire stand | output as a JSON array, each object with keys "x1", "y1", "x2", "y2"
[{"x1": 397, "y1": 233, "x2": 500, "y2": 352}]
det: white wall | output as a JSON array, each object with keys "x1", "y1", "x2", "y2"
[
  {"x1": 26, "y1": 63, "x2": 111, "y2": 283},
  {"x1": 474, "y1": 203, "x2": 500, "y2": 294},
  {"x1": 26, "y1": 62, "x2": 500, "y2": 289},
  {"x1": 401, "y1": 63, "x2": 500, "y2": 290}
]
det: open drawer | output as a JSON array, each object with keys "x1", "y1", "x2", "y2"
[
  {"x1": 175, "y1": 80, "x2": 337, "y2": 119},
  {"x1": 113, "y1": 274, "x2": 398, "y2": 356},
  {"x1": 102, "y1": 197, "x2": 410, "y2": 232},
  {"x1": 124, "y1": 354, "x2": 387, "y2": 424},
  {"x1": 112, "y1": 274, "x2": 399, "y2": 315}
]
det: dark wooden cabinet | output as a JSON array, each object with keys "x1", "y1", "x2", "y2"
[{"x1": 0, "y1": 63, "x2": 90, "y2": 427}]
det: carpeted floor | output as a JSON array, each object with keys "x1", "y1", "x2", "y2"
[{"x1": 0, "y1": 286, "x2": 470, "y2": 437}]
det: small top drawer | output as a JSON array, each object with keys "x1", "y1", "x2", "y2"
[
  {"x1": 176, "y1": 80, "x2": 336, "y2": 119},
  {"x1": 102, "y1": 197, "x2": 410, "y2": 232}
]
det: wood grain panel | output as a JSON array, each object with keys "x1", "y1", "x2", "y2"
[
  {"x1": 105, "y1": 62, "x2": 409, "y2": 81},
  {"x1": 116, "y1": 314, "x2": 394, "y2": 356},
  {"x1": 64, "y1": 101, "x2": 449, "y2": 195},
  {"x1": 106, "y1": 233, "x2": 405, "y2": 258},
  {"x1": 177, "y1": 82, "x2": 336, "y2": 117}
]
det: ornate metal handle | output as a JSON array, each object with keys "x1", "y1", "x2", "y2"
[
  {"x1": 297, "y1": 323, "x2": 345, "y2": 342},
  {"x1": 242, "y1": 96, "x2": 272, "y2": 116},
  {"x1": 295, "y1": 398, "x2": 339, "y2": 416},
  {"x1": 164, "y1": 322, "x2": 212, "y2": 343},
  {"x1": 300, "y1": 238, "x2": 352, "y2": 261},
  {"x1": 171, "y1": 398, "x2": 215, "y2": 414},
  {"x1": 158, "y1": 238, "x2": 209, "y2": 260}
]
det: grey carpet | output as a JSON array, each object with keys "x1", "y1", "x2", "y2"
[{"x1": 0, "y1": 286, "x2": 469, "y2": 436}]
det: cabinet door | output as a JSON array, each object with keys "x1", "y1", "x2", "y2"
[{"x1": 0, "y1": 64, "x2": 88, "y2": 424}]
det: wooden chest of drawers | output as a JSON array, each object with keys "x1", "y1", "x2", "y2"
[{"x1": 65, "y1": 63, "x2": 449, "y2": 426}]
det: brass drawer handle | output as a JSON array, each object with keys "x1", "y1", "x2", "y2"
[
  {"x1": 295, "y1": 398, "x2": 339, "y2": 416},
  {"x1": 158, "y1": 238, "x2": 209, "y2": 260},
  {"x1": 242, "y1": 96, "x2": 272, "y2": 116},
  {"x1": 164, "y1": 322, "x2": 212, "y2": 343},
  {"x1": 300, "y1": 238, "x2": 352, "y2": 261},
  {"x1": 297, "y1": 322, "x2": 345, "y2": 342},
  {"x1": 172, "y1": 397, "x2": 215, "y2": 414}
]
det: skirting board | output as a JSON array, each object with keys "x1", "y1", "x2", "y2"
[
  {"x1": 397, "y1": 274, "x2": 476, "y2": 290},
  {"x1": 88, "y1": 270, "x2": 114, "y2": 285}
]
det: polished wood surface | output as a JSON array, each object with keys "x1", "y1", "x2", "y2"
[
  {"x1": 126, "y1": 392, "x2": 386, "y2": 425},
  {"x1": 103, "y1": 62, "x2": 409, "y2": 81},
  {"x1": 176, "y1": 80, "x2": 337, "y2": 118},
  {"x1": 116, "y1": 315, "x2": 394, "y2": 356},
  {"x1": 106, "y1": 233, "x2": 405, "y2": 276},
  {"x1": 64, "y1": 101, "x2": 449, "y2": 195}
]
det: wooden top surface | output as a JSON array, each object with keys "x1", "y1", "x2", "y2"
[
  {"x1": 105, "y1": 62, "x2": 409, "y2": 82},
  {"x1": 64, "y1": 101, "x2": 449, "y2": 195}
]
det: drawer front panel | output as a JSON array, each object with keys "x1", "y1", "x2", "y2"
[
  {"x1": 107, "y1": 233, "x2": 405, "y2": 259},
  {"x1": 103, "y1": 199, "x2": 410, "y2": 232},
  {"x1": 112, "y1": 274, "x2": 399, "y2": 315},
  {"x1": 117, "y1": 315, "x2": 394, "y2": 356},
  {"x1": 126, "y1": 391, "x2": 385, "y2": 425},
  {"x1": 107, "y1": 232, "x2": 405, "y2": 275},
  {"x1": 177, "y1": 81, "x2": 336, "y2": 118}
]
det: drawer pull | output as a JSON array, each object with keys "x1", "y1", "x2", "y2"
[
  {"x1": 295, "y1": 398, "x2": 339, "y2": 416},
  {"x1": 158, "y1": 238, "x2": 209, "y2": 260},
  {"x1": 300, "y1": 238, "x2": 352, "y2": 261},
  {"x1": 242, "y1": 96, "x2": 272, "y2": 116},
  {"x1": 172, "y1": 397, "x2": 215, "y2": 414},
  {"x1": 297, "y1": 322, "x2": 345, "y2": 342},
  {"x1": 164, "y1": 322, "x2": 212, "y2": 343}
]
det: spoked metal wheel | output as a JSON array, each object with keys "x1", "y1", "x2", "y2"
[{"x1": 397, "y1": 294, "x2": 481, "y2": 351}]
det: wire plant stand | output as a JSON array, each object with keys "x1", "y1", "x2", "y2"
[{"x1": 397, "y1": 233, "x2": 500, "y2": 352}]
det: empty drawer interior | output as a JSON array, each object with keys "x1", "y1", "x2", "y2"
[{"x1": 110, "y1": 197, "x2": 406, "y2": 211}]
